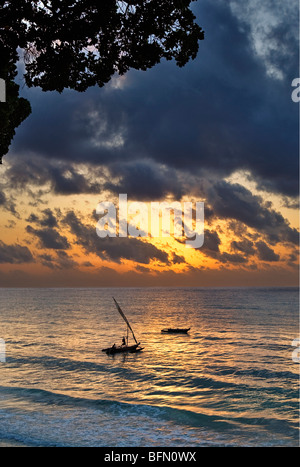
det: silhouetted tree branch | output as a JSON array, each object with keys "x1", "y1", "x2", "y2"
[{"x1": 0, "y1": 43, "x2": 31, "y2": 164}]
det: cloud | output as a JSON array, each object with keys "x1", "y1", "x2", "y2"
[
  {"x1": 0, "y1": 188, "x2": 19, "y2": 218},
  {"x1": 171, "y1": 252, "x2": 186, "y2": 265},
  {"x1": 231, "y1": 239, "x2": 256, "y2": 255},
  {"x1": 26, "y1": 208, "x2": 58, "y2": 228},
  {"x1": 49, "y1": 165, "x2": 102, "y2": 195},
  {"x1": 55, "y1": 251, "x2": 78, "y2": 269},
  {"x1": 0, "y1": 1, "x2": 297, "y2": 282},
  {"x1": 63, "y1": 210, "x2": 170, "y2": 265},
  {"x1": 202, "y1": 230, "x2": 221, "y2": 253},
  {"x1": 3, "y1": 156, "x2": 102, "y2": 195},
  {"x1": 228, "y1": 0, "x2": 299, "y2": 80},
  {"x1": 0, "y1": 240, "x2": 34, "y2": 264},
  {"x1": 26, "y1": 225, "x2": 70, "y2": 250},
  {"x1": 256, "y1": 240, "x2": 280, "y2": 262},
  {"x1": 0, "y1": 191, "x2": 6, "y2": 206},
  {"x1": 201, "y1": 225, "x2": 284, "y2": 265},
  {"x1": 6, "y1": 0, "x2": 298, "y2": 200},
  {"x1": 206, "y1": 181, "x2": 299, "y2": 245},
  {"x1": 201, "y1": 229, "x2": 248, "y2": 264},
  {"x1": 38, "y1": 251, "x2": 78, "y2": 269},
  {"x1": 104, "y1": 160, "x2": 184, "y2": 201}
]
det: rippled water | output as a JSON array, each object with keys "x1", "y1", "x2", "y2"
[{"x1": 0, "y1": 287, "x2": 299, "y2": 447}]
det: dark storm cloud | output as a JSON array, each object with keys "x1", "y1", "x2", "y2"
[
  {"x1": 171, "y1": 253, "x2": 186, "y2": 265},
  {"x1": 54, "y1": 250, "x2": 78, "y2": 269},
  {"x1": 38, "y1": 251, "x2": 78, "y2": 269},
  {"x1": 264, "y1": 21, "x2": 298, "y2": 78},
  {"x1": 26, "y1": 208, "x2": 58, "y2": 228},
  {"x1": 0, "y1": 188, "x2": 19, "y2": 218},
  {"x1": 0, "y1": 191, "x2": 6, "y2": 206},
  {"x1": 63, "y1": 210, "x2": 170, "y2": 265},
  {"x1": 256, "y1": 241, "x2": 280, "y2": 262},
  {"x1": 206, "y1": 181, "x2": 299, "y2": 246},
  {"x1": 227, "y1": 0, "x2": 299, "y2": 81},
  {"x1": 104, "y1": 161, "x2": 183, "y2": 201},
  {"x1": 26, "y1": 225, "x2": 70, "y2": 250},
  {"x1": 203, "y1": 230, "x2": 221, "y2": 253},
  {"x1": 4, "y1": 156, "x2": 102, "y2": 195},
  {"x1": 8, "y1": 0, "x2": 298, "y2": 198},
  {"x1": 202, "y1": 227, "x2": 282, "y2": 265},
  {"x1": 0, "y1": 240, "x2": 34, "y2": 264},
  {"x1": 49, "y1": 165, "x2": 102, "y2": 195},
  {"x1": 201, "y1": 229, "x2": 248, "y2": 264},
  {"x1": 231, "y1": 239, "x2": 256, "y2": 255}
]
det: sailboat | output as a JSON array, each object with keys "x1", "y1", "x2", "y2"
[{"x1": 102, "y1": 298, "x2": 144, "y2": 355}]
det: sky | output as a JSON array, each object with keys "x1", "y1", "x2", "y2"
[{"x1": 0, "y1": 0, "x2": 299, "y2": 287}]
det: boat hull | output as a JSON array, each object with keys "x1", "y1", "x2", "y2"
[
  {"x1": 102, "y1": 343, "x2": 142, "y2": 355},
  {"x1": 161, "y1": 328, "x2": 190, "y2": 334}
]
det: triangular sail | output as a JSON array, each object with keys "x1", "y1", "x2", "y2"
[{"x1": 112, "y1": 297, "x2": 138, "y2": 344}]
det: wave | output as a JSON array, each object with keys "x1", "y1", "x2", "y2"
[
  {"x1": 212, "y1": 366, "x2": 299, "y2": 381},
  {"x1": 0, "y1": 431, "x2": 62, "y2": 448},
  {"x1": 0, "y1": 384, "x2": 217, "y2": 425},
  {"x1": 6, "y1": 354, "x2": 299, "y2": 407},
  {"x1": 0, "y1": 384, "x2": 298, "y2": 439},
  {"x1": 7, "y1": 355, "x2": 150, "y2": 382}
]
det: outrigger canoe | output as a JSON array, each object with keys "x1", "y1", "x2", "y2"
[
  {"x1": 161, "y1": 328, "x2": 190, "y2": 334},
  {"x1": 102, "y1": 343, "x2": 143, "y2": 355}
]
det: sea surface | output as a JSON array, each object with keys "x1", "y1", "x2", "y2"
[{"x1": 0, "y1": 287, "x2": 299, "y2": 447}]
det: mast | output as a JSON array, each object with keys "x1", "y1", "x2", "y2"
[{"x1": 112, "y1": 297, "x2": 139, "y2": 345}]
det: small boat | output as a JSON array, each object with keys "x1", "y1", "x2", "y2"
[
  {"x1": 161, "y1": 327, "x2": 190, "y2": 334},
  {"x1": 102, "y1": 343, "x2": 143, "y2": 355},
  {"x1": 102, "y1": 298, "x2": 144, "y2": 355}
]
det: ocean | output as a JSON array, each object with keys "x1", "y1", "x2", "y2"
[{"x1": 0, "y1": 287, "x2": 299, "y2": 447}]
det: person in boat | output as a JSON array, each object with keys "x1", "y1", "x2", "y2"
[
  {"x1": 122, "y1": 337, "x2": 126, "y2": 346},
  {"x1": 112, "y1": 343, "x2": 116, "y2": 350}
]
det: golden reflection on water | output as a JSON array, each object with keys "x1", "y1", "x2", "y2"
[{"x1": 0, "y1": 287, "x2": 298, "y2": 437}]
